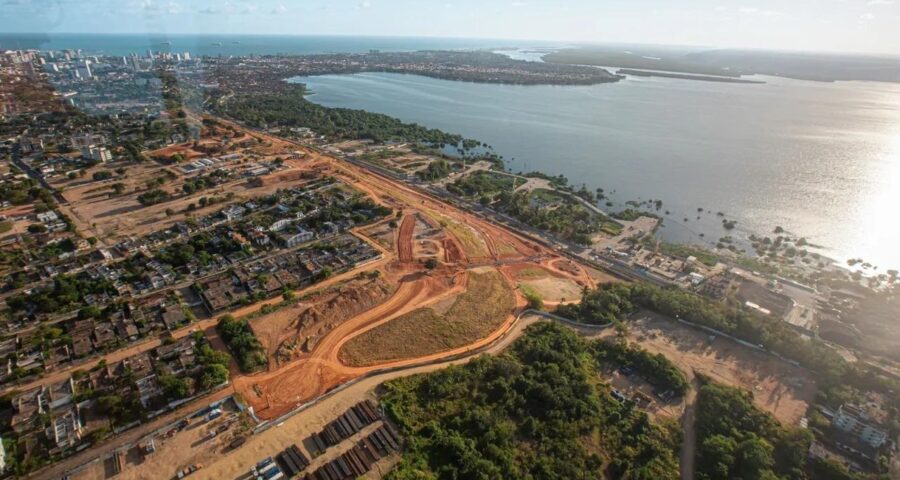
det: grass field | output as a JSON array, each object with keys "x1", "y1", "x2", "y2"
[{"x1": 338, "y1": 269, "x2": 514, "y2": 366}]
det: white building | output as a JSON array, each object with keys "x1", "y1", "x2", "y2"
[
  {"x1": 833, "y1": 404, "x2": 888, "y2": 448},
  {"x1": 81, "y1": 146, "x2": 112, "y2": 162},
  {"x1": 282, "y1": 229, "x2": 314, "y2": 248}
]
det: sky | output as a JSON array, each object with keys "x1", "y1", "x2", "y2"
[{"x1": 2, "y1": 0, "x2": 900, "y2": 55}]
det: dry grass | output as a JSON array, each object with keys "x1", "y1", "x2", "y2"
[
  {"x1": 439, "y1": 215, "x2": 490, "y2": 258},
  {"x1": 338, "y1": 269, "x2": 514, "y2": 366}
]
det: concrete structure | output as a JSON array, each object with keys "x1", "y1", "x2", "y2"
[
  {"x1": 833, "y1": 404, "x2": 888, "y2": 449},
  {"x1": 282, "y1": 229, "x2": 314, "y2": 248}
]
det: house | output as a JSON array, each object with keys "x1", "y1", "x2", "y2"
[
  {"x1": 135, "y1": 375, "x2": 162, "y2": 407},
  {"x1": 155, "y1": 336, "x2": 195, "y2": 361},
  {"x1": 222, "y1": 205, "x2": 245, "y2": 221},
  {"x1": 11, "y1": 387, "x2": 46, "y2": 434},
  {"x1": 160, "y1": 305, "x2": 187, "y2": 330},
  {"x1": 46, "y1": 407, "x2": 82, "y2": 452}
]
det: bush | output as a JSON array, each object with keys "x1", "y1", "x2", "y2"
[
  {"x1": 216, "y1": 315, "x2": 267, "y2": 372},
  {"x1": 137, "y1": 188, "x2": 170, "y2": 206}
]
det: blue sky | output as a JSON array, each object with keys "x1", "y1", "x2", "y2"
[{"x1": 2, "y1": 0, "x2": 899, "y2": 54}]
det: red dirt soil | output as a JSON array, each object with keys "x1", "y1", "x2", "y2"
[
  {"x1": 234, "y1": 270, "x2": 467, "y2": 419},
  {"x1": 398, "y1": 214, "x2": 416, "y2": 264}
]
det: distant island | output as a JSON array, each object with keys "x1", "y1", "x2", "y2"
[
  {"x1": 204, "y1": 50, "x2": 621, "y2": 90},
  {"x1": 545, "y1": 45, "x2": 900, "y2": 83},
  {"x1": 616, "y1": 68, "x2": 766, "y2": 84}
]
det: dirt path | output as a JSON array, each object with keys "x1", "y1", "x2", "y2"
[
  {"x1": 680, "y1": 376, "x2": 700, "y2": 480},
  {"x1": 397, "y1": 214, "x2": 415, "y2": 263}
]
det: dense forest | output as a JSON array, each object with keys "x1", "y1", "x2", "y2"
[
  {"x1": 592, "y1": 338, "x2": 689, "y2": 396},
  {"x1": 381, "y1": 322, "x2": 681, "y2": 480},
  {"x1": 216, "y1": 86, "x2": 466, "y2": 148},
  {"x1": 695, "y1": 380, "x2": 812, "y2": 480}
]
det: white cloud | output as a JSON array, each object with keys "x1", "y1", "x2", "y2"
[
  {"x1": 867, "y1": 0, "x2": 894, "y2": 5},
  {"x1": 860, "y1": 12, "x2": 876, "y2": 20},
  {"x1": 270, "y1": 4, "x2": 287, "y2": 14},
  {"x1": 738, "y1": 6, "x2": 784, "y2": 17}
]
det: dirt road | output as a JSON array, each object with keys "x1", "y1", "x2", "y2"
[
  {"x1": 183, "y1": 314, "x2": 543, "y2": 480},
  {"x1": 680, "y1": 376, "x2": 700, "y2": 480},
  {"x1": 234, "y1": 270, "x2": 467, "y2": 419},
  {"x1": 397, "y1": 214, "x2": 415, "y2": 263}
]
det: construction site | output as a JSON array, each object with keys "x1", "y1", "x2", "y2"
[{"x1": 37, "y1": 117, "x2": 821, "y2": 480}]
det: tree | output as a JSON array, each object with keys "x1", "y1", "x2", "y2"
[
  {"x1": 78, "y1": 305, "x2": 102, "y2": 319},
  {"x1": 159, "y1": 374, "x2": 190, "y2": 399},
  {"x1": 734, "y1": 435, "x2": 775, "y2": 479},
  {"x1": 424, "y1": 258, "x2": 438, "y2": 270},
  {"x1": 199, "y1": 364, "x2": 229, "y2": 390},
  {"x1": 27, "y1": 224, "x2": 47, "y2": 234}
]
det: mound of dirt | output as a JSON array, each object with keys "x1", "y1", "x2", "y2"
[{"x1": 269, "y1": 278, "x2": 394, "y2": 366}]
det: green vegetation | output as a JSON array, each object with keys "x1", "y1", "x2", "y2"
[
  {"x1": 137, "y1": 188, "x2": 171, "y2": 206},
  {"x1": 558, "y1": 283, "x2": 847, "y2": 381},
  {"x1": 646, "y1": 238, "x2": 720, "y2": 267},
  {"x1": 447, "y1": 170, "x2": 517, "y2": 198},
  {"x1": 218, "y1": 87, "x2": 467, "y2": 147},
  {"x1": 382, "y1": 322, "x2": 681, "y2": 480},
  {"x1": 416, "y1": 159, "x2": 453, "y2": 181},
  {"x1": 448, "y1": 174, "x2": 608, "y2": 245},
  {"x1": 92, "y1": 171, "x2": 112, "y2": 181},
  {"x1": 195, "y1": 334, "x2": 232, "y2": 389},
  {"x1": 611, "y1": 208, "x2": 656, "y2": 222},
  {"x1": 696, "y1": 380, "x2": 812, "y2": 480},
  {"x1": 520, "y1": 284, "x2": 544, "y2": 310},
  {"x1": 593, "y1": 339, "x2": 688, "y2": 395},
  {"x1": 216, "y1": 314, "x2": 267, "y2": 372},
  {"x1": 0, "y1": 178, "x2": 55, "y2": 206},
  {"x1": 6, "y1": 273, "x2": 116, "y2": 315}
]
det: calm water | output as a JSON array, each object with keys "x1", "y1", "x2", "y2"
[
  {"x1": 0, "y1": 33, "x2": 549, "y2": 57},
  {"x1": 292, "y1": 72, "x2": 900, "y2": 270}
]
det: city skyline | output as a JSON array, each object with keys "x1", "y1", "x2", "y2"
[{"x1": 1, "y1": 0, "x2": 900, "y2": 55}]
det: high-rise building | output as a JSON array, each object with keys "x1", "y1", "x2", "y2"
[{"x1": 76, "y1": 60, "x2": 92, "y2": 79}]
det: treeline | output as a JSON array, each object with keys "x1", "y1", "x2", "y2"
[
  {"x1": 217, "y1": 87, "x2": 465, "y2": 148},
  {"x1": 447, "y1": 172, "x2": 604, "y2": 245},
  {"x1": 592, "y1": 339, "x2": 689, "y2": 395},
  {"x1": 0, "y1": 178, "x2": 56, "y2": 206},
  {"x1": 696, "y1": 380, "x2": 812, "y2": 480},
  {"x1": 6, "y1": 274, "x2": 116, "y2": 315},
  {"x1": 382, "y1": 322, "x2": 681, "y2": 480},
  {"x1": 216, "y1": 314, "x2": 267, "y2": 372},
  {"x1": 558, "y1": 283, "x2": 848, "y2": 381}
]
